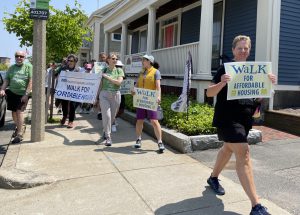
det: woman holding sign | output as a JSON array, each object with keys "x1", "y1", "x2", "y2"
[
  {"x1": 132, "y1": 55, "x2": 165, "y2": 153},
  {"x1": 206, "y1": 35, "x2": 276, "y2": 215},
  {"x1": 60, "y1": 54, "x2": 80, "y2": 129},
  {"x1": 95, "y1": 53, "x2": 124, "y2": 146}
]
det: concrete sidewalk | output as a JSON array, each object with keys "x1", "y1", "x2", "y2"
[{"x1": 0, "y1": 113, "x2": 291, "y2": 215}]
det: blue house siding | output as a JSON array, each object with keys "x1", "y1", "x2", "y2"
[
  {"x1": 222, "y1": 0, "x2": 257, "y2": 61},
  {"x1": 278, "y1": 0, "x2": 300, "y2": 85},
  {"x1": 180, "y1": 6, "x2": 201, "y2": 45},
  {"x1": 131, "y1": 31, "x2": 139, "y2": 54}
]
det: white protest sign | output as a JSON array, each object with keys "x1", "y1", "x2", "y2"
[
  {"x1": 55, "y1": 71, "x2": 101, "y2": 104},
  {"x1": 131, "y1": 55, "x2": 143, "y2": 73},
  {"x1": 92, "y1": 62, "x2": 107, "y2": 74},
  {"x1": 133, "y1": 88, "x2": 158, "y2": 111},
  {"x1": 225, "y1": 61, "x2": 273, "y2": 100},
  {"x1": 120, "y1": 79, "x2": 134, "y2": 95}
]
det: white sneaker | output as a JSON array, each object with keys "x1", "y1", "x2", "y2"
[
  {"x1": 111, "y1": 124, "x2": 117, "y2": 132},
  {"x1": 134, "y1": 139, "x2": 141, "y2": 148},
  {"x1": 158, "y1": 142, "x2": 165, "y2": 152}
]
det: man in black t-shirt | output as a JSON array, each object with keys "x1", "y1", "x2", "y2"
[{"x1": 206, "y1": 35, "x2": 276, "y2": 215}]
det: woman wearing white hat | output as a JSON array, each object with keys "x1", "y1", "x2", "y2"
[{"x1": 132, "y1": 54, "x2": 165, "y2": 153}]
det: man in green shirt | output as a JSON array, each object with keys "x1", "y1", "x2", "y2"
[{"x1": 0, "y1": 51, "x2": 32, "y2": 143}]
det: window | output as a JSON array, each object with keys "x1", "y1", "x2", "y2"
[
  {"x1": 161, "y1": 17, "x2": 178, "y2": 48},
  {"x1": 111, "y1": 33, "x2": 121, "y2": 42}
]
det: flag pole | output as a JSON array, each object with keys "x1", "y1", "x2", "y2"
[{"x1": 186, "y1": 51, "x2": 192, "y2": 121}]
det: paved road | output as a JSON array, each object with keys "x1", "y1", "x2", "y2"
[
  {"x1": 0, "y1": 111, "x2": 14, "y2": 166},
  {"x1": 189, "y1": 139, "x2": 300, "y2": 215}
]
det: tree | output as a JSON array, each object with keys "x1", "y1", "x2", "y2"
[
  {"x1": 0, "y1": 63, "x2": 9, "y2": 71},
  {"x1": 2, "y1": 0, "x2": 92, "y2": 63}
]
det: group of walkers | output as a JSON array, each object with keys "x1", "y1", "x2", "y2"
[
  {"x1": 0, "y1": 35, "x2": 278, "y2": 214},
  {"x1": 50, "y1": 52, "x2": 166, "y2": 152}
]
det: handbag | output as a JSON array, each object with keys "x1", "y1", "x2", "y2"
[{"x1": 157, "y1": 105, "x2": 164, "y2": 120}]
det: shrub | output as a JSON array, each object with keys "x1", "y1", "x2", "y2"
[{"x1": 124, "y1": 94, "x2": 216, "y2": 136}]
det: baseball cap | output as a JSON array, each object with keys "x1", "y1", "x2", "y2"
[
  {"x1": 116, "y1": 60, "x2": 124, "y2": 67},
  {"x1": 142, "y1": 54, "x2": 154, "y2": 63},
  {"x1": 86, "y1": 64, "x2": 92, "y2": 69}
]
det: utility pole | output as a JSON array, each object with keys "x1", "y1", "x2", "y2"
[{"x1": 29, "y1": 0, "x2": 49, "y2": 142}]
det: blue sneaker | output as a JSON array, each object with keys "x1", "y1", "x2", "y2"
[
  {"x1": 207, "y1": 176, "x2": 225, "y2": 195},
  {"x1": 250, "y1": 204, "x2": 270, "y2": 215}
]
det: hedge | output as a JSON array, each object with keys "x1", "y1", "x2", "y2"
[{"x1": 124, "y1": 94, "x2": 216, "y2": 136}]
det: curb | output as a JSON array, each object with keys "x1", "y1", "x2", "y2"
[
  {"x1": 121, "y1": 111, "x2": 262, "y2": 153},
  {"x1": 0, "y1": 102, "x2": 56, "y2": 189}
]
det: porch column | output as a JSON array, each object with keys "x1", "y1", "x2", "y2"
[
  {"x1": 197, "y1": 0, "x2": 214, "y2": 79},
  {"x1": 147, "y1": 5, "x2": 156, "y2": 54},
  {"x1": 93, "y1": 21, "x2": 101, "y2": 61},
  {"x1": 104, "y1": 31, "x2": 110, "y2": 55},
  {"x1": 120, "y1": 22, "x2": 128, "y2": 62},
  {"x1": 255, "y1": 0, "x2": 281, "y2": 110}
]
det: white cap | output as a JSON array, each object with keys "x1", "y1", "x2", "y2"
[
  {"x1": 116, "y1": 60, "x2": 124, "y2": 67},
  {"x1": 142, "y1": 54, "x2": 154, "y2": 63}
]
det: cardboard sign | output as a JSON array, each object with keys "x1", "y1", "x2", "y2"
[
  {"x1": 133, "y1": 88, "x2": 158, "y2": 111},
  {"x1": 120, "y1": 79, "x2": 134, "y2": 95},
  {"x1": 92, "y1": 62, "x2": 107, "y2": 74},
  {"x1": 224, "y1": 61, "x2": 273, "y2": 100}
]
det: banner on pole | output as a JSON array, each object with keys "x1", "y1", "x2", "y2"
[
  {"x1": 224, "y1": 61, "x2": 273, "y2": 100},
  {"x1": 54, "y1": 71, "x2": 101, "y2": 104},
  {"x1": 133, "y1": 88, "x2": 158, "y2": 111},
  {"x1": 171, "y1": 51, "x2": 192, "y2": 112}
]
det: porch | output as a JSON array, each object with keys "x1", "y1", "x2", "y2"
[{"x1": 124, "y1": 42, "x2": 200, "y2": 77}]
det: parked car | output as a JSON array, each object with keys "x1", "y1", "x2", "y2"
[{"x1": 0, "y1": 71, "x2": 7, "y2": 127}]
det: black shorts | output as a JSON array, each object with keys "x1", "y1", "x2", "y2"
[
  {"x1": 217, "y1": 123, "x2": 251, "y2": 143},
  {"x1": 6, "y1": 89, "x2": 28, "y2": 112}
]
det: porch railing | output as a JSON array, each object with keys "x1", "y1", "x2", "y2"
[
  {"x1": 124, "y1": 42, "x2": 199, "y2": 76},
  {"x1": 152, "y1": 42, "x2": 199, "y2": 76}
]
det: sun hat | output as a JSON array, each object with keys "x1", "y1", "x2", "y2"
[
  {"x1": 142, "y1": 54, "x2": 154, "y2": 63},
  {"x1": 116, "y1": 60, "x2": 124, "y2": 67}
]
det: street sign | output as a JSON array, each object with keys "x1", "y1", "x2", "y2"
[{"x1": 30, "y1": 0, "x2": 49, "y2": 20}]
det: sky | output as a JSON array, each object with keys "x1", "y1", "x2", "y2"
[{"x1": 0, "y1": 0, "x2": 114, "y2": 65}]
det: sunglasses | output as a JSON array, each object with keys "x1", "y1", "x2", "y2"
[
  {"x1": 15, "y1": 55, "x2": 25, "y2": 58},
  {"x1": 111, "y1": 58, "x2": 118, "y2": 60},
  {"x1": 68, "y1": 59, "x2": 75, "y2": 62}
]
